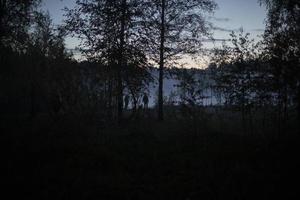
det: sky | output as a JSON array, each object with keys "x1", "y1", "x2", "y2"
[{"x1": 42, "y1": 0, "x2": 267, "y2": 67}]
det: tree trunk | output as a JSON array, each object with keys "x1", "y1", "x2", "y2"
[
  {"x1": 158, "y1": 0, "x2": 165, "y2": 121},
  {"x1": 107, "y1": 71, "x2": 113, "y2": 120},
  {"x1": 117, "y1": 0, "x2": 126, "y2": 124},
  {"x1": 30, "y1": 81, "x2": 36, "y2": 119},
  {"x1": 283, "y1": 85, "x2": 288, "y2": 129},
  {"x1": 297, "y1": 85, "x2": 300, "y2": 134}
]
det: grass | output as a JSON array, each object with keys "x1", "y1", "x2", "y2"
[{"x1": 2, "y1": 109, "x2": 300, "y2": 199}]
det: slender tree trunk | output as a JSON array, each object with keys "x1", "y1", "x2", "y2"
[
  {"x1": 158, "y1": 0, "x2": 165, "y2": 121},
  {"x1": 262, "y1": 104, "x2": 267, "y2": 133},
  {"x1": 117, "y1": 0, "x2": 126, "y2": 124},
  {"x1": 283, "y1": 85, "x2": 288, "y2": 129},
  {"x1": 107, "y1": 71, "x2": 113, "y2": 120},
  {"x1": 277, "y1": 96, "x2": 282, "y2": 136},
  {"x1": 249, "y1": 108, "x2": 254, "y2": 135},
  {"x1": 241, "y1": 88, "x2": 246, "y2": 134},
  {"x1": 128, "y1": 88, "x2": 137, "y2": 119},
  {"x1": 117, "y1": 66, "x2": 123, "y2": 123},
  {"x1": 30, "y1": 81, "x2": 36, "y2": 118},
  {"x1": 241, "y1": 105, "x2": 246, "y2": 133},
  {"x1": 297, "y1": 85, "x2": 300, "y2": 134},
  {"x1": 30, "y1": 57, "x2": 38, "y2": 119}
]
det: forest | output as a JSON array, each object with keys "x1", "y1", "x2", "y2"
[{"x1": 1, "y1": 0, "x2": 300, "y2": 199}]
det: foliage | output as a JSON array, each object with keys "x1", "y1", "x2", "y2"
[
  {"x1": 0, "y1": 0, "x2": 41, "y2": 50},
  {"x1": 140, "y1": 0, "x2": 216, "y2": 120},
  {"x1": 64, "y1": 0, "x2": 152, "y2": 121},
  {"x1": 211, "y1": 30, "x2": 261, "y2": 110},
  {"x1": 175, "y1": 68, "x2": 207, "y2": 106},
  {"x1": 260, "y1": 0, "x2": 300, "y2": 120}
]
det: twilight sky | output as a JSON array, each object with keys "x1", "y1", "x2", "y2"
[{"x1": 42, "y1": 0, "x2": 267, "y2": 67}]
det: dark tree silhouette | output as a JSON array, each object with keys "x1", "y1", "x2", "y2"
[
  {"x1": 64, "y1": 0, "x2": 149, "y2": 123},
  {"x1": 0, "y1": 0, "x2": 40, "y2": 50},
  {"x1": 260, "y1": 0, "x2": 300, "y2": 129},
  {"x1": 0, "y1": 0, "x2": 41, "y2": 116},
  {"x1": 2, "y1": 1, "x2": 300, "y2": 199},
  {"x1": 211, "y1": 30, "x2": 262, "y2": 133},
  {"x1": 140, "y1": 0, "x2": 216, "y2": 121}
]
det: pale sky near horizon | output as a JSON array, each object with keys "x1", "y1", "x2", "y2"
[{"x1": 42, "y1": 0, "x2": 267, "y2": 68}]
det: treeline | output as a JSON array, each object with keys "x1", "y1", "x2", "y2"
[
  {"x1": 169, "y1": 29, "x2": 299, "y2": 135},
  {"x1": 157, "y1": 0, "x2": 300, "y2": 135},
  {"x1": 213, "y1": 0, "x2": 300, "y2": 134},
  {"x1": 0, "y1": 0, "x2": 153, "y2": 123},
  {"x1": 0, "y1": 1, "x2": 73, "y2": 118},
  {"x1": 0, "y1": 0, "x2": 217, "y2": 123},
  {"x1": 0, "y1": 0, "x2": 299, "y2": 133}
]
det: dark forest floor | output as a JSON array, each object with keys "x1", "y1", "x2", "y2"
[{"x1": 2, "y1": 112, "x2": 300, "y2": 199}]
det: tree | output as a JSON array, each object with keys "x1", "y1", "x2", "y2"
[
  {"x1": 211, "y1": 30, "x2": 261, "y2": 133},
  {"x1": 175, "y1": 68, "x2": 206, "y2": 107},
  {"x1": 64, "y1": 0, "x2": 148, "y2": 123},
  {"x1": 173, "y1": 68, "x2": 210, "y2": 135},
  {"x1": 140, "y1": 0, "x2": 216, "y2": 121},
  {"x1": 25, "y1": 11, "x2": 73, "y2": 118},
  {"x1": 0, "y1": 0, "x2": 41, "y2": 116},
  {"x1": 123, "y1": 50, "x2": 153, "y2": 114},
  {"x1": 260, "y1": 0, "x2": 300, "y2": 127},
  {"x1": 0, "y1": 0, "x2": 40, "y2": 51}
]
